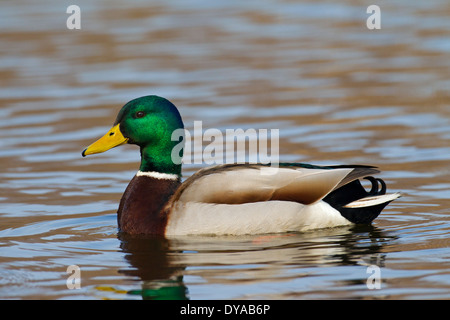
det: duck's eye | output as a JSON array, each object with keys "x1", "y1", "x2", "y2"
[{"x1": 135, "y1": 111, "x2": 145, "y2": 118}]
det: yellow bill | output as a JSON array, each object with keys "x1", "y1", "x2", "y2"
[{"x1": 82, "y1": 124, "x2": 128, "y2": 157}]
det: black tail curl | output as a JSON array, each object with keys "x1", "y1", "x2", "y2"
[
  {"x1": 323, "y1": 177, "x2": 390, "y2": 224},
  {"x1": 364, "y1": 177, "x2": 386, "y2": 195}
]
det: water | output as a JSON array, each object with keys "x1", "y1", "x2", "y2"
[{"x1": 1, "y1": 0, "x2": 450, "y2": 299}]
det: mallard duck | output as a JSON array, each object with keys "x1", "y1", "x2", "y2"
[{"x1": 82, "y1": 95, "x2": 400, "y2": 236}]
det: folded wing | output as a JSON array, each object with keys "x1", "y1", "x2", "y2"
[{"x1": 169, "y1": 163, "x2": 380, "y2": 206}]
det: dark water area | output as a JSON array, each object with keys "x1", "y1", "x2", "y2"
[{"x1": 0, "y1": 0, "x2": 449, "y2": 299}]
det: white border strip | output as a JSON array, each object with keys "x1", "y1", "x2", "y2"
[{"x1": 136, "y1": 170, "x2": 180, "y2": 180}]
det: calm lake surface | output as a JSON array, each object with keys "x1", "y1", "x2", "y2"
[{"x1": 1, "y1": 0, "x2": 450, "y2": 299}]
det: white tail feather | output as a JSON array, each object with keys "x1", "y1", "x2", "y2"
[{"x1": 344, "y1": 193, "x2": 401, "y2": 208}]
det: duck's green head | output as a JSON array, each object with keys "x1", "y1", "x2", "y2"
[{"x1": 82, "y1": 95, "x2": 184, "y2": 175}]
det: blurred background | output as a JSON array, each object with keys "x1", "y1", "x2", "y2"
[{"x1": 0, "y1": 0, "x2": 449, "y2": 299}]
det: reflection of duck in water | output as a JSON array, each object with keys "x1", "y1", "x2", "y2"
[
  {"x1": 117, "y1": 225, "x2": 396, "y2": 299},
  {"x1": 82, "y1": 95, "x2": 400, "y2": 236},
  {"x1": 118, "y1": 234, "x2": 188, "y2": 300}
]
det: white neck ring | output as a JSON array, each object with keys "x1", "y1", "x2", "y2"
[{"x1": 136, "y1": 170, "x2": 180, "y2": 180}]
